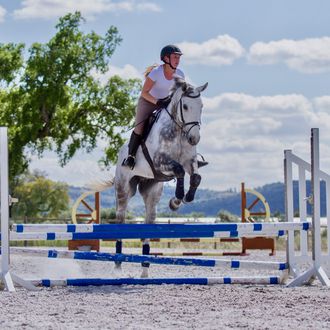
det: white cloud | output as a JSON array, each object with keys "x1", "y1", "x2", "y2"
[
  {"x1": 202, "y1": 93, "x2": 314, "y2": 126},
  {"x1": 93, "y1": 64, "x2": 142, "y2": 84},
  {"x1": 313, "y1": 95, "x2": 330, "y2": 112},
  {"x1": 13, "y1": 0, "x2": 161, "y2": 20},
  {"x1": 177, "y1": 35, "x2": 245, "y2": 66},
  {"x1": 312, "y1": 96, "x2": 330, "y2": 132},
  {"x1": 94, "y1": 64, "x2": 197, "y2": 86},
  {"x1": 30, "y1": 91, "x2": 330, "y2": 192},
  {"x1": 136, "y1": 2, "x2": 161, "y2": 12},
  {"x1": 248, "y1": 37, "x2": 330, "y2": 74},
  {"x1": 30, "y1": 151, "x2": 115, "y2": 187},
  {"x1": 196, "y1": 92, "x2": 330, "y2": 190},
  {"x1": 0, "y1": 6, "x2": 7, "y2": 23}
]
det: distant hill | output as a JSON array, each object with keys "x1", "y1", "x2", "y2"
[{"x1": 69, "y1": 180, "x2": 326, "y2": 217}]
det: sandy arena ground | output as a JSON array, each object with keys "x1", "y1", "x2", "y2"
[{"x1": 1, "y1": 249, "x2": 330, "y2": 329}]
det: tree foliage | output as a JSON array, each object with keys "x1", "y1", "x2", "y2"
[
  {"x1": 11, "y1": 170, "x2": 70, "y2": 220},
  {"x1": 0, "y1": 12, "x2": 141, "y2": 179},
  {"x1": 100, "y1": 208, "x2": 135, "y2": 221},
  {"x1": 216, "y1": 210, "x2": 239, "y2": 222}
]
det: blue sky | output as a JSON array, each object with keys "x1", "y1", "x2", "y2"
[{"x1": 1, "y1": 0, "x2": 330, "y2": 191}]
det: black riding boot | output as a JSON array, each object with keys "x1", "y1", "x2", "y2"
[{"x1": 122, "y1": 131, "x2": 143, "y2": 170}]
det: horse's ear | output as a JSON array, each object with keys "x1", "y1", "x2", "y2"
[{"x1": 196, "y1": 82, "x2": 208, "y2": 93}]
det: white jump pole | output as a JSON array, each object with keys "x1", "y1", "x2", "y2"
[
  {"x1": 284, "y1": 150, "x2": 310, "y2": 275},
  {"x1": 284, "y1": 149, "x2": 296, "y2": 277},
  {"x1": 287, "y1": 128, "x2": 330, "y2": 287},
  {"x1": 0, "y1": 127, "x2": 37, "y2": 291},
  {"x1": 0, "y1": 127, "x2": 15, "y2": 291}
]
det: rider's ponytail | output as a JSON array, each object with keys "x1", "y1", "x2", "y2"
[{"x1": 144, "y1": 64, "x2": 158, "y2": 77}]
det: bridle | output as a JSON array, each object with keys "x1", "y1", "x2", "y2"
[{"x1": 165, "y1": 91, "x2": 201, "y2": 139}]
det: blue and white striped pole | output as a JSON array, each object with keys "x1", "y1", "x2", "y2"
[
  {"x1": 12, "y1": 222, "x2": 310, "y2": 234},
  {"x1": 4, "y1": 230, "x2": 288, "y2": 241},
  {"x1": 5, "y1": 222, "x2": 310, "y2": 241},
  {"x1": 30, "y1": 276, "x2": 283, "y2": 287},
  {"x1": 8, "y1": 248, "x2": 288, "y2": 271}
]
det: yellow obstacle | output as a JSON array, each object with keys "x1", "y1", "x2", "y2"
[
  {"x1": 69, "y1": 190, "x2": 100, "y2": 251},
  {"x1": 241, "y1": 183, "x2": 275, "y2": 256}
]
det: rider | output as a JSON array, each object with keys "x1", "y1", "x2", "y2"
[{"x1": 122, "y1": 44, "x2": 185, "y2": 170}]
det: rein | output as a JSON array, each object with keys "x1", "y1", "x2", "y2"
[{"x1": 165, "y1": 92, "x2": 201, "y2": 138}]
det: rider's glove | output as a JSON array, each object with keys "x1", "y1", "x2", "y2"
[{"x1": 156, "y1": 96, "x2": 171, "y2": 109}]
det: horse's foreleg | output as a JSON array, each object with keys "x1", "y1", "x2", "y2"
[
  {"x1": 184, "y1": 173, "x2": 201, "y2": 203},
  {"x1": 169, "y1": 161, "x2": 185, "y2": 211},
  {"x1": 175, "y1": 177, "x2": 185, "y2": 200}
]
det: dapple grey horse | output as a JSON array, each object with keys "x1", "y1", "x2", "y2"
[{"x1": 102, "y1": 78, "x2": 207, "y2": 277}]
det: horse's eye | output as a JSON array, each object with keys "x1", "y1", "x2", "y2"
[{"x1": 183, "y1": 104, "x2": 188, "y2": 110}]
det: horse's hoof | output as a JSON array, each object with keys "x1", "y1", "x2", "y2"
[
  {"x1": 169, "y1": 197, "x2": 181, "y2": 211},
  {"x1": 141, "y1": 267, "x2": 149, "y2": 278}
]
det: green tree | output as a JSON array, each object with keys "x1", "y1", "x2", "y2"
[
  {"x1": 101, "y1": 207, "x2": 117, "y2": 221},
  {"x1": 272, "y1": 210, "x2": 285, "y2": 221},
  {"x1": 188, "y1": 212, "x2": 205, "y2": 219},
  {"x1": 11, "y1": 170, "x2": 70, "y2": 220},
  {"x1": 0, "y1": 12, "x2": 141, "y2": 180},
  {"x1": 216, "y1": 210, "x2": 239, "y2": 222}
]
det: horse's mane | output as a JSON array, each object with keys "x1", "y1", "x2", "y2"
[{"x1": 170, "y1": 76, "x2": 195, "y2": 97}]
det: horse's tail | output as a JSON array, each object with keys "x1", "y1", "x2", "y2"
[{"x1": 86, "y1": 176, "x2": 115, "y2": 192}]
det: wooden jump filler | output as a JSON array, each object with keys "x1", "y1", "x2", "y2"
[
  {"x1": 241, "y1": 182, "x2": 275, "y2": 255},
  {"x1": 68, "y1": 191, "x2": 100, "y2": 252}
]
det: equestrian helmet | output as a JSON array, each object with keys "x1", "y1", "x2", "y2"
[{"x1": 160, "y1": 45, "x2": 182, "y2": 61}]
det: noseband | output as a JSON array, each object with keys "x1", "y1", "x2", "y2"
[{"x1": 165, "y1": 92, "x2": 201, "y2": 138}]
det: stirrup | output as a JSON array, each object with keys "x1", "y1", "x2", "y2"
[
  {"x1": 197, "y1": 160, "x2": 208, "y2": 168},
  {"x1": 197, "y1": 153, "x2": 208, "y2": 168},
  {"x1": 122, "y1": 155, "x2": 136, "y2": 170}
]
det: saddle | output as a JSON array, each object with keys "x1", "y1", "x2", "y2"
[
  {"x1": 140, "y1": 109, "x2": 174, "y2": 182},
  {"x1": 141, "y1": 109, "x2": 162, "y2": 141}
]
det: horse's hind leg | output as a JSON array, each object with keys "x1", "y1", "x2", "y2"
[
  {"x1": 114, "y1": 184, "x2": 127, "y2": 269},
  {"x1": 114, "y1": 175, "x2": 136, "y2": 270},
  {"x1": 139, "y1": 180, "x2": 163, "y2": 278}
]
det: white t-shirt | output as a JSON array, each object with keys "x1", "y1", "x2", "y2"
[{"x1": 147, "y1": 65, "x2": 185, "y2": 99}]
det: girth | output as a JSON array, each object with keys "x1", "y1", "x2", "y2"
[{"x1": 140, "y1": 141, "x2": 175, "y2": 182}]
